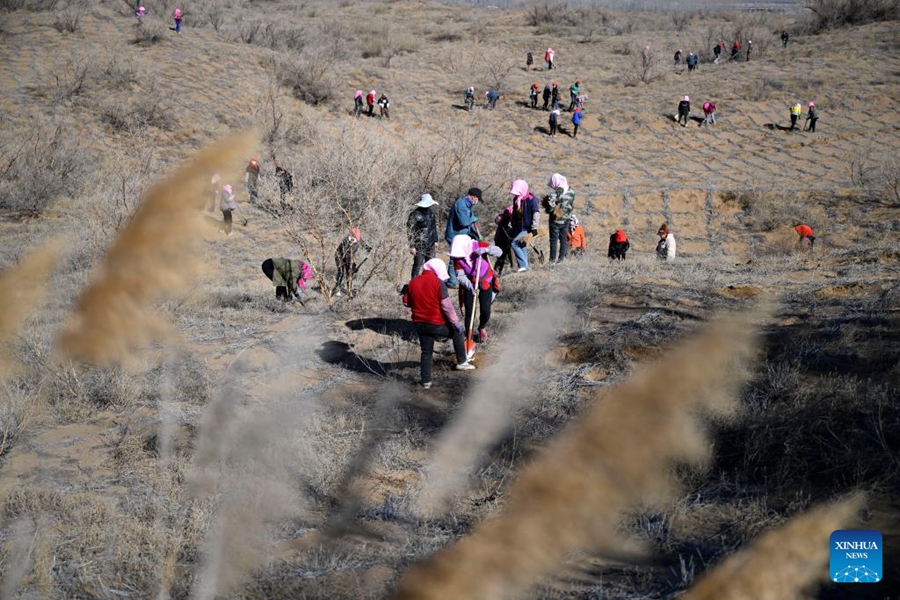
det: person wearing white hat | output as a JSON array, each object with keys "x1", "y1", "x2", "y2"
[{"x1": 407, "y1": 193, "x2": 440, "y2": 278}]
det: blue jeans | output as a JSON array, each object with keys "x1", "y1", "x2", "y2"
[
  {"x1": 549, "y1": 220, "x2": 569, "y2": 263},
  {"x1": 446, "y1": 250, "x2": 458, "y2": 286},
  {"x1": 511, "y1": 231, "x2": 529, "y2": 269},
  {"x1": 175, "y1": 18, "x2": 181, "y2": 33}
]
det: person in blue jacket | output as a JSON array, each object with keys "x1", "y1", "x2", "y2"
[
  {"x1": 444, "y1": 187, "x2": 482, "y2": 287},
  {"x1": 571, "y1": 107, "x2": 583, "y2": 138}
]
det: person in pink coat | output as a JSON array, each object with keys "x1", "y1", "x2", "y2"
[{"x1": 173, "y1": 7, "x2": 182, "y2": 33}]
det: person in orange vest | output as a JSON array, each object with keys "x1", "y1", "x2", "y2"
[
  {"x1": 795, "y1": 224, "x2": 815, "y2": 249},
  {"x1": 567, "y1": 214, "x2": 586, "y2": 255}
]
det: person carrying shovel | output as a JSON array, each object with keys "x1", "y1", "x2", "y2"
[{"x1": 449, "y1": 234, "x2": 501, "y2": 357}]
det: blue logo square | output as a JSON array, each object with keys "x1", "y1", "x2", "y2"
[{"x1": 830, "y1": 530, "x2": 882, "y2": 583}]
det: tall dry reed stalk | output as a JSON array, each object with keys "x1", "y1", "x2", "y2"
[
  {"x1": 57, "y1": 132, "x2": 257, "y2": 366},
  {"x1": 684, "y1": 496, "x2": 863, "y2": 600},
  {"x1": 414, "y1": 301, "x2": 566, "y2": 517},
  {"x1": 0, "y1": 242, "x2": 60, "y2": 377},
  {"x1": 391, "y1": 310, "x2": 763, "y2": 600}
]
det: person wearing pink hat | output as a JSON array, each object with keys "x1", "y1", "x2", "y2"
[
  {"x1": 677, "y1": 95, "x2": 691, "y2": 127},
  {"x1": 504, "y1": 179, "x2": 540, "y2": 271},
  {"x1": 353, "y1": 90, "x2": 364, "y2": 117},
  {"x1": 172, "y1": 7, "x2": 182, "y2": 34},
  {"x1": 805, "y1": 101, "x2": 819, "y2": 132},
  {"x1": 219, "y1": 184, "x2": 237, "y2": 236},
  {"x1": 135, "y1": 6, "x2": 146, "y2": 19}
]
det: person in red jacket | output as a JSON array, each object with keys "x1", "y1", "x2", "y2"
[
  {"x1": 366, "y1": 90, "x2": 376, "y2": 117},
  {"x1": 402, "y1": 258, "x2": 475, "y2": 389},
  {"x1": 795, "y1": 224, "x2": 815, "y2": 249}
]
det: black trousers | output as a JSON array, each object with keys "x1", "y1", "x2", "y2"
[
  {"x1": 411, "y1": 245, "x2": 436, "y2": 279},
  {"x1": 416, "y1": 322, "x2": 466, "y2": 383},
  {"x1": 222, "y1": 209, "x2": 233, "y2": 233},
  {"x1": 460, "y1": 286, "x2": 492, "y2": 338}
]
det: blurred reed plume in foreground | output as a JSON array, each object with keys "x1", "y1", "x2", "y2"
[
  {"x1": 57, "y1": 131, "x2": 257, "y2": 366},
  {"x1": 415, "y1": 301, "x2": 565, "y2": 517},
  {"x1": 392, "y1": 309, "x2": 763, "y2": 600},
  {"x1": 685, "y1": 495, "x2": 863, "y2": 600},
  {"x1": 0, "y1": 242, "x2": 60, "y2": 377}
]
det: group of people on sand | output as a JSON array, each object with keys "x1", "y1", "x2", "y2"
[
  {"x1": 354, "y1": 90, "x2": 390, "y2": 118},
  {"x1": 254, "y1": 172, "x2": 818, "y2": 390}
]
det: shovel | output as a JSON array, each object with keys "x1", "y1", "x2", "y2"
[
  {"x1": 235, "y1": 204, "x2": 249, "y2": 227},
  {"x1": 463, "y1": 255, "x2": 483, "y2": 359}
]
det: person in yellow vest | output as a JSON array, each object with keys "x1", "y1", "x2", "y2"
[{"x1": 790, "y1": 102, "x2": 802, "y2": 131}]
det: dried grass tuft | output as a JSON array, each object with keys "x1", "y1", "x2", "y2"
[
  {"x1": 685, "y1": 495, "x2": 864, "y2": 600},
  {"x1": 57, "y1": 132, "x2": 257, "y2": 366},
  {"x1": 391, "y1": 309, "x2": 763, "y2": 600},
  {"x1": 0, "y1": 242, "x2": 60, "y2": 377}
]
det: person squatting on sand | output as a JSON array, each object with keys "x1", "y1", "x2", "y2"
[
  {"x1": 608, "y1": 229, "x2": 630, "y2": 260},
  {"x1": 449, "y1": 234, "x2": 501, "y2": 350},
  {"x1": 567, "y1": 215, "x2": 586, "y2": 256},
  {"x1": 444, "y1": 187, "x2": 482, "y2": 287},
  {"x1": 795, "y1": 224, "x2": 815, "y2": 249},
  {"x1": 544, "y1": 173, "x2": 576, "y2": 264},
  {"x1": 407, "y1": 194, "x2": 440, "y2": 279},
  {"x1": 261, "y1": 258, "x2": 313, "y2": 303},
  {"x1": 656, "y1": 223, "x2": 677, "y2": 260},
  {"x1": 402, "y1": 258, "x2": 475, "y2": 390},
  {"x1": 333, "y1": 228, "x2": 371, "y2": 297}
]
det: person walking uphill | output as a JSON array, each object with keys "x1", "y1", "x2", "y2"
[
  {"x1": 449, "y1": 234, "x2": 501, "y2": 348},
  {"x1": 275, "y1": 166, "x2": 293, "y2": 203},
  {"x1": 608, "y1": 229, "x2": 630, "y2": 260},
  {"x1": 407, "y1": 194, "x2": 440, "y2": 279},
  {"x1": 544, "y1": 173, "x2": 576, "y2": 264},
  {"x1": 220, "y1": 184, "x2": 237, "y2": 236},
  {"x1": 687, "y1": 52, "x2": 698, "y2": 72},
  {"x1": 333, "y1": 228, "x2": 371, "y2": 297},
  {"x1": 545, "y1": 47, "x2": 555, "y2": 70},
  {"x1": 677, "y1": 95, "x2": 691, "y2": 127},
  {"x1": 550, "y1": 82, "x2": 560, "y2": 110},
  {"x1": 444, "y1": 187, "x2": 482, "y2": 287},
  {"x1": 713, "y1": 41, "x2": 723, "y2": 64},
  {"x1": 542, "y1": 83, "x2": 551, "y2": 111},
  {"x1": 403, "y1": 258, "x2": 475, "y2": 389},
  {"x1": 656, "y1": 223, "x2": 676, "y2": 260},
  {"x1": 173, "y1": 7, "x2": 182, "y2": 33},
  {"x1": 549, "y1": 107, "x2": 560, "y2": 137},
  {"x1": 530, "y1": 83, "x2": 539, "y2": 109},
  {"x1": 261, "y1": 257, "x2": 313, "y2": 303}
]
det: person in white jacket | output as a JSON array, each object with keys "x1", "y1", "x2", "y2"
[{"x1": 656, "y1": 223, "x2": 676, "y2": 260}]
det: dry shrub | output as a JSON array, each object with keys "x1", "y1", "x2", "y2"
[
  {"x1": 851, "y1": 148, "x2": 900, "y2": 205},
  {"x1": 100, "y1": 86, "x2": 174, "y2": 133},
  {"x1": 275, "y1": 52, "x2": 334, "y2": 106},
  {"x1": 805, "y1": 0, "x2": 900, "y2": 32},
  {"x1": 391, "y1": 309, "x2": 763, "y2": 600},
  {"x1": 624, "y1": 43, "x2": 663, "y2": 86},
  {"x1": 132, "y1": 18, "x2": 167, "y2": 46},
  {"x1": 0, "y1": 243, "x2": 60, "y2": 376},
  {"x1": 415, "y1": 301, "x2": 567, "y2": 516},
  {"x1": 57, "y1": 131, "x2": 258, "y2": 366},
  {"x1": 52, "y1": 2, "x2": 84, "y2": 33},
  {"x1": 685, "y1": 496, "x2": 863, "y2": 599},
  {"x1": 726, "y1": 189, "x2": 825, "y2": 233}
]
